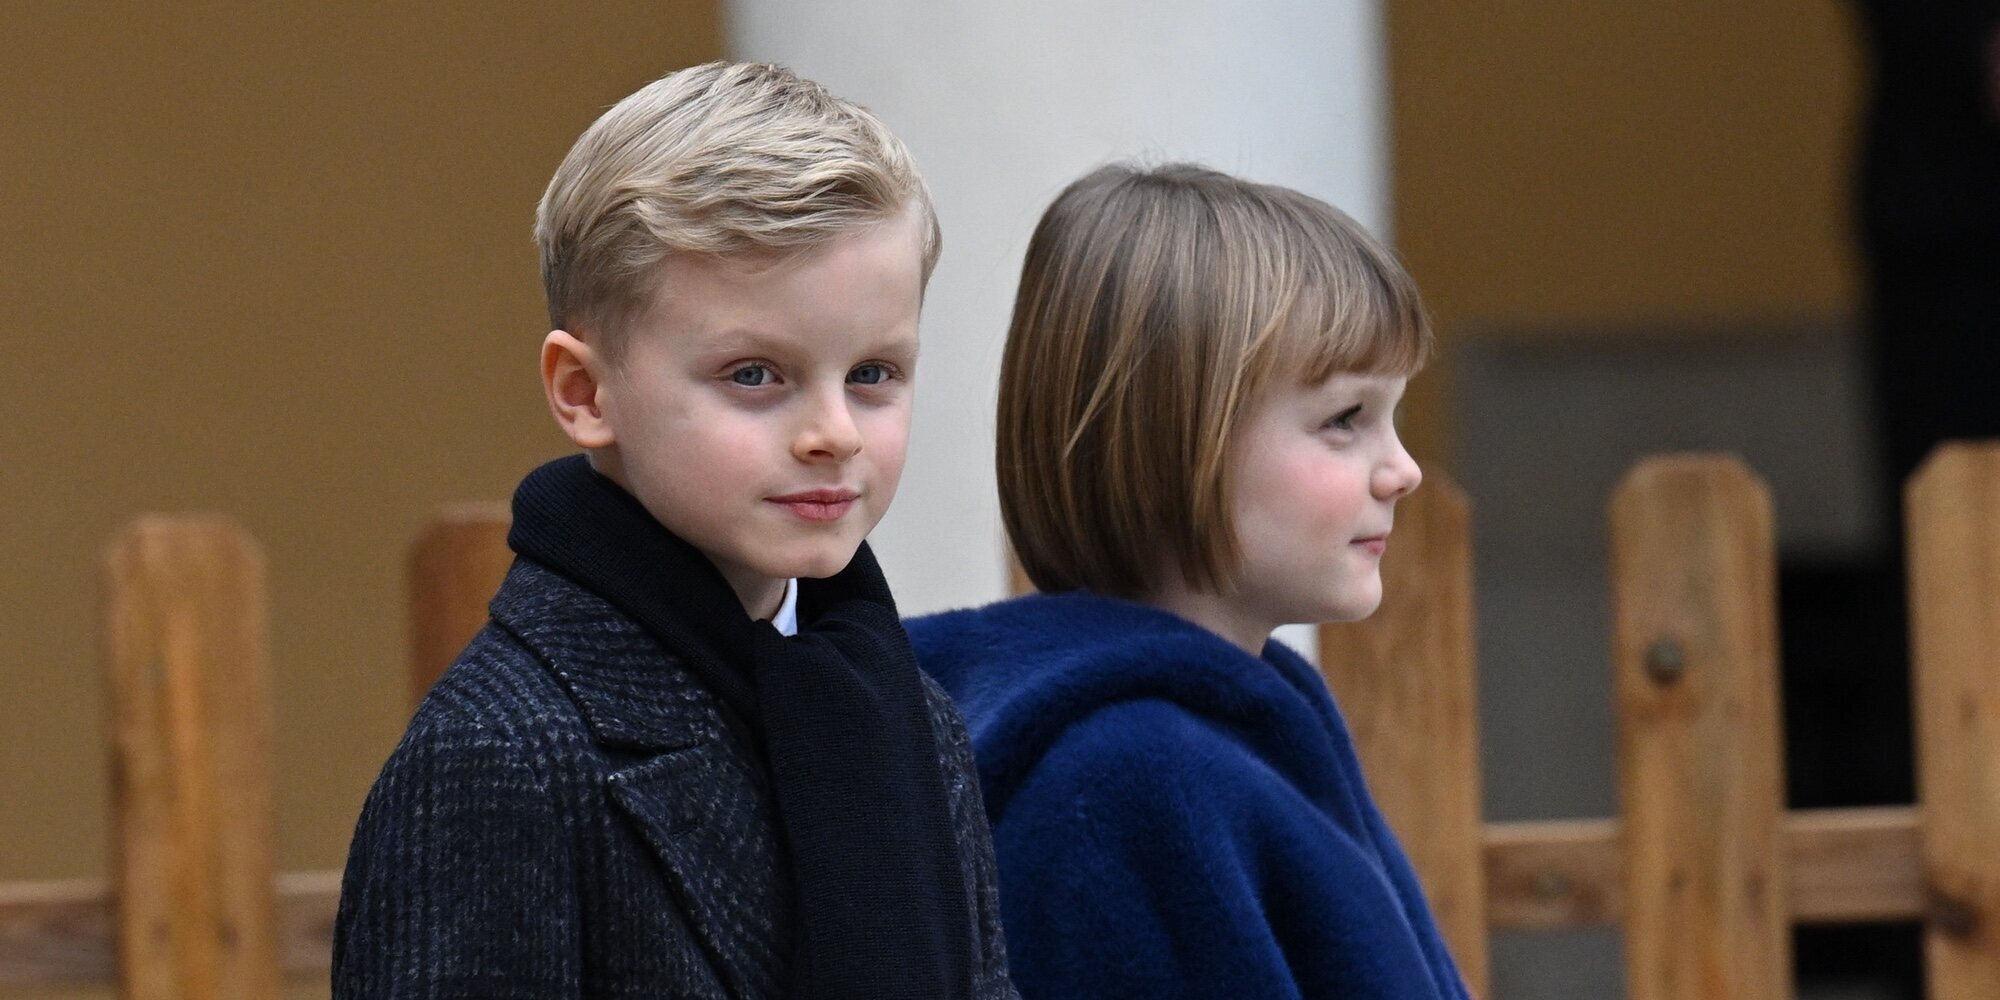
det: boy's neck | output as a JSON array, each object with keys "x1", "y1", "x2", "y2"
[{"x1": 725, "y1": 572, "x2": 791, "y2": 623}]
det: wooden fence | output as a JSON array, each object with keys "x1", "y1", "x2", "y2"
[
  {"x1": 1323, "y1": 445, "x2": 2000, "y2": 1000},
  {"x1": 2, "y1": 446, "x2": 1996, "y2": 998}
]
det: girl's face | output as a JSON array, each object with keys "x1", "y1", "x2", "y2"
[{"x1": 1221, "y1": 372, "x2": 1421, "y2": 631}]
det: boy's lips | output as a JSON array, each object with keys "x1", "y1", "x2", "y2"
[
  {"x1": 1352, "y1": 533, "x2": 1389, "y2": 556},
  {"x1": 767, "y1": 488, "x2": 859, "y2": 522}
]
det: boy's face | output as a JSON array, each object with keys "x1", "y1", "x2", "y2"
[
  {"x1": 583, "y1": 214, "x2": 925, "y2": 615},
  {"x1": 1224, "y1": 372, "x2": 1421, "y2": 627}
]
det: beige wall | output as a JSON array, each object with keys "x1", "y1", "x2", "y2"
[
  {"x1": 0, "y1": 5, "x2": 716, "y2": 996},
  {"x1": 1386, "y1": 2, "x2": 1864, "y2": 460},
  {"x1": 1390, "y1": 1, "x2": 1863, "y2": 333}
]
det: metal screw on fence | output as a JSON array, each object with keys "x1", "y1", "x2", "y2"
[
  {"x1": 1643, "y1": 639, "x2": 1686, "y2": 684},
  {"x1": 1533, "y1": 871, "x2": 1570, "y2": 899}
]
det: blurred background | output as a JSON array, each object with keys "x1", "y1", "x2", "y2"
[{"x1": 6, "y1": 2, "x2": 1994, "y2": 997}]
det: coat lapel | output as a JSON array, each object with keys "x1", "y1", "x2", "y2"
[
  {"x1": 605, "y1": 745, "x2": 790, "y2": 1000},
  {"x1": 490, "y1": 561, "x2": 791, "y2": 1000}
]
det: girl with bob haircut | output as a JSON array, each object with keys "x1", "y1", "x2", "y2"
[{"x1": 908, "y1": 163, "x2": 1470, "y2": 999}]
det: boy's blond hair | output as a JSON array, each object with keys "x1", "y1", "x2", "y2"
[
  {"x1": 535, "y1": 61, "x2": 940, "y2": 357},
  {"x1": 999, "y1": 162, "x2": 1432, "y2": 597}
]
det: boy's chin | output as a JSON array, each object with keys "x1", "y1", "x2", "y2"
[{"x1": 764, "y1": 542, "x2": 864, "y2": 581}]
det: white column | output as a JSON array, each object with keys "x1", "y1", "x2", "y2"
[{"x1": 729, "y1": 1, "x2": 1391, "y2": 648}]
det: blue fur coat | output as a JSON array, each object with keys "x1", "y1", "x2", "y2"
[{"x1": 908, "y1": 593, "x2": 1470, "y2": 1000}]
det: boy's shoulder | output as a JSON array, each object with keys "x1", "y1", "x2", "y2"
[
  {"x1": 407, "y1": 559, "x2": 733, "y2": 762},
  {"x1": 339, "y1": 560, "x2": 802, "y2": 999}
]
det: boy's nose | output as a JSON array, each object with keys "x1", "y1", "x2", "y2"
[{"x1": 793, "y1": 393, "x2": 863, "y2": 462}]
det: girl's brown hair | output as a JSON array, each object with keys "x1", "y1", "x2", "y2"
[{"x1": 998, "y1": 162, "x2": 1431, "y2": 596}]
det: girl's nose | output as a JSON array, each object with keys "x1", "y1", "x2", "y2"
[{"x1": 1374, "y1": 435, "x2": 1421, "y2": 500}]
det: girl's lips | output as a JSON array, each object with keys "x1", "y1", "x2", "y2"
[{"x1": 1352, "y1": 535, "x2": 1388, "y2": 556}]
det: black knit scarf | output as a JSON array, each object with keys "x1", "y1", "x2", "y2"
[{"x1": 507, "y1": 455, "x2": 972, "y2": 1000}]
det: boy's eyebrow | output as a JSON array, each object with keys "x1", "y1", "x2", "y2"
[
  {"x1": 694, "y1": 328, "x2": 784, "y2": 357},
  {"x1": 694, "y1": 326, "x2": 921, "y2": 360},
  {"x1": 871, "y1": 333, "x2": 922, "y2": 360}
]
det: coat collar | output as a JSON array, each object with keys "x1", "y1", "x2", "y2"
[
  {"x1": 489, "y1": 558, "x2": 790, "y2": 999},
  {"x1": 488, "y1": 559, "x2": 725, "y2": 752},
  {"x1": 907, "y1": 591, "x2": 1350, "y2": 817}
]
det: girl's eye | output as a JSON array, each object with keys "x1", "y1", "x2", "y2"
[
  {"x1": 730, "y1": 364, "x2": 776, "y2": 387},
  {"x1": 848, "y1": 363, "x2": 892, "y2": 386},
  {"x1": 1325, "y1": 404, "x2": 1363, "y2": 432}
]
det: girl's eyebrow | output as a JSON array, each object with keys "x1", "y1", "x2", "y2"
[{"x1": 1311, "y1": 374, "x2": 1381, "y2": 396}]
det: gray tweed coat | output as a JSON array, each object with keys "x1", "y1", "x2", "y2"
[{"x1": 333, "y1": 560, "x2": 1016, "y2": 999}]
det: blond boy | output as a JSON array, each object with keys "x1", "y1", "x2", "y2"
[{"x1": 334, "y1": 62, "x2": 1014, "y2": 1000}]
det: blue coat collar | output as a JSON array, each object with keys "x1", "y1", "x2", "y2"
[{"x1": 908, "y1": 592, "x2": 1344, "y2": 813}]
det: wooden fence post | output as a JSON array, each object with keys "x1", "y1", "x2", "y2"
[
  {"x1": 102, "y1": 516, "x2": 279, "y2": 1000},
  {"x1": 1609, "y1": 455, "x2": 1788, "y2": 1000},
  {"x1": 1905, "y1": 442, "x2": 2000, "y2": 999},
  {"x1": 1321, "y1": 474, "x2": 1489, "y2": 996},
  {"x1": 407, "y1": 502, "x2": 512, "y2": 707}
]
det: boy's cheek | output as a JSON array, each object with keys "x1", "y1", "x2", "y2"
[
  {"x1": 871, "y1": 446, "x2": 912, "y2": 499},
  {"x1": 860, "y1": 411, "x2": 913, "y2": 462},
  {"x1": 678, "y1": 416, "x2": 775, "y2": 463}
]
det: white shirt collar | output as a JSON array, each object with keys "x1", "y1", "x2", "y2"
[{"x1": 770, "y1": 578, "x2": 800, "y2": 637}]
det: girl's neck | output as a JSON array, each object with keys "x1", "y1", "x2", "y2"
[{"x1": 1138, "y1": 580, "x2": 1273, "y2": 656}]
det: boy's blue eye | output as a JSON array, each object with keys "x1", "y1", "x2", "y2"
[
  {"x1": 1325, "y1": 405, "x2": 1363, "y2": 432},
  {"x1": 730, "y1": 364, "x2": 774, "y2": 387},
  {"x1": 849, "y1": 364, "x2": 888, "y2": 385}
]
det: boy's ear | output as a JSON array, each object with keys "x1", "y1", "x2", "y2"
[{"x1": 541, "y1": 330, "x2": 616, "y2": 449}]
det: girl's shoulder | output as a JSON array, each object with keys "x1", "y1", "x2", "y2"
[
  {"x1": 908, "y1": 592, "x2": 1345, "y2": 809},
  {"x1": 909, "y1": 591, "x2": 1318, "y2": 708},
  {"x1": 908, "y1": 592, "x2": 1265, "y2": 717}
]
